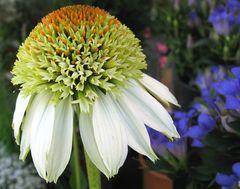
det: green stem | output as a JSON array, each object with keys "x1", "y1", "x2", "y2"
[
  {"x1": 84, "y1": 150, "x2": 101, "y2": 189},
  {"x1": 73, "y1": 127, "x2": 81, "y2": 189}
]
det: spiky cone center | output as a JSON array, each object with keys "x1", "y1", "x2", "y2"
[{"x1": 12, "y1": 5, "x2": 146, "y2": 109}]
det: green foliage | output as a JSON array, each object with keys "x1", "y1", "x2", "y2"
[
  {"x1": 0, "y1": 72, "x2": 17, "y2": 152},
  {"x1": 148, "y1": 0, "x2": 240, "y2": 83}
]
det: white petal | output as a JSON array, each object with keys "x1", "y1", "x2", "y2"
[
  {"x1": 139, "y1": 74, "x2": 179, "y2": 106},
  {"x1": 115, "y1": 97, "x2": 157, "y2": 161},
  {"x1": 92, "y1": 92, "x2": 128, "y2": 177},
  {"x1": 19, "y1": 105, "x2": 35, "y2": 160},
  {"x1": 12, "y1": 92, "x2": 31, "y2": 144},
  {"x1": 124, "y1": 82, "x2": 180, "y2": 139},
  {"x1": 19, "y1": 95, "x2": 42, "y2": 160},
  {"x1": 30, "y1": 92, "x2": 55, "y2": 180},
  {"x1": 79, "y1": 110, "x2": 110, "y2": 177},
  {"x1": 46, "y1": 96, "x2": 73, "y2": 183}
]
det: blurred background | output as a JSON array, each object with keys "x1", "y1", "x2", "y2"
[{"x1": 0, "y1": 0, "x2": 240, "y2": 189}]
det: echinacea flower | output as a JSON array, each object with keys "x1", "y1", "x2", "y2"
[{"x1": 11, "y1": 5, "x2": 179, "y2": 183}]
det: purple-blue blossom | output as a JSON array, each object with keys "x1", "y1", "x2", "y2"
[
  {"x1": 186, "y1": 113, "x2": 216, "y2": 147},
  {"x1": 147, "y1": 127, "x2": 168, "y2": 157},
  {"x1": 213, "y1": 67, "x2": 240, "y2": 110},
  {"x1": 208, "y1": 0, "x2": 240, "y2": 35},
  {"x1": 208, "y1": 6, "x2": 234, "y2": 35},
  {"x1": 195, "y1": 66, "x2": 226, "y2": 95},
  {"x1": 216, "y1": 162, "x2": 240, "y2": 189}
]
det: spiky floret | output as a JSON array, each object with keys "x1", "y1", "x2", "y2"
[{"x1": 12, "y1": 5, "x2": 146, "y2": 109}]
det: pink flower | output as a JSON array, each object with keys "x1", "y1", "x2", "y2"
[
  {"x1": 156, "y1": 42, "x2": 168, "y2": 54},
  {"x1": 159, "y1": 56, "x2": 168, "y2": 69}
]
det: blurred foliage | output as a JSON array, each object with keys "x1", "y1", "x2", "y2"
[{"x1": 147, "y1": 0, "x2": 240, "y2": 83}]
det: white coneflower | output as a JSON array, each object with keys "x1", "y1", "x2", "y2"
[{"x1": 11, "y1": 5, "x2": 180, "y2": 183}]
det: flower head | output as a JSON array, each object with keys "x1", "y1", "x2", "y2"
[
  {"x1": 12, "y1": 5, "x2": 146, "y2": 107},
  {"x1": 11, "y1": 5, "x2": 179, "y2": 182}
]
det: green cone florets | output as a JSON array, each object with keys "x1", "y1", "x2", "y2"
[{"x1": 12, "y1": 5, "x2": 146, "y2": 107}]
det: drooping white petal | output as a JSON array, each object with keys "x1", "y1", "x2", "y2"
[
  {"x1": 30, "y1": 92, "x2": 55, "y2": 180},
  {"x1": 92, "y1": 92, "x2": 128, "y2": 177},
  {"x1": 79, "y1": 110, "x2": 110, "y2": 177},
  {"x1": 12, "y1": 92, "x2": 31, "y2": 144},
  {"x1": 19, "y1": 105, "x2": 36, "y2": 160},
  {"x1": 46, "y1": 96, "x2": 73, "y2": 183},
  {"x1": 19, "y1": 94, "x2": 49, "y2": 160},
  {"x1": 115, "y1": 97, "x2": 157, "y2": 161},
  {"x1": 124, "y1": 81, "x2": 180, "y2": 139},
  {"x1": 139, "y1": 73, "x2": 179, "y2": 106}
]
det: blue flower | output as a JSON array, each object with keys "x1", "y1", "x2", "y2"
[
  {"x1": 208, "y1": 5, "x2": 235, "y2": 35},
  {"x1": 213, "y1": 79, "x2": 240, "y2": 97},
  {"x1": 186, "y1": 113, "x2": 216, "y2": 148},
  {"x1": 174, "y1": 111, "x2": 188, "y2": 119},
  {"x1": 225, "y1": 96, "x2": 240, "y2": 109},
  {"x1": 227, "y1": 0, "x2": 240, "y2": 12},
  {"x1": 198, "y1": 113, "x2": 216, "y2": 130},
  {"x1": 147, "y1": 127, "x2": 169, "y2": 157},
  {"x1": 212, "y1": 68, "x2": 240, "y2": 110},
  {"x1": 195, "y1": 66, "x2": 227, "y2": 96},
  {"x1": 209, "y1": 0, "x2": 240, "y2": 35},
  {"x1": 186, "y1": 125, "x2": 208, "y2": 138},
  {"x1": 216, "y1": 162, "x2": 240, "y2": 189}
]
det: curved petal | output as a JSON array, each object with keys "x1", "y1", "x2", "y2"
[
  {"x1": 19, "y1": 93, "x2": 47, "y2": 160},
  {"x1": 30, "y1": 92, "x2": 55, "y2": 180},
  {"x1": 19, "y1": 103, "x2": 36, "y2": 160},
  {"x1": 46, "y1": 96, "x2": 73, "y2": 183},
  {"x1": 12, "y1": 92, "x2": 31, "y2": 144},
  {"x1": 139, "y1": 74, "x2": 179, "y2": 106},
  {"x1": 191, "y1": 139, "x2": 205, "y2": 148},
  {"x1": 232, "y1": 162, "x2": 240, "y2": 178},
  {"x1": 79, "y1": 110, "x2": 110, "y2": 177},
  {"x1": 92, "y1": 92, "x2": 128, "y2": 177},
  {"x1": 186, "y1": 125, "x2": 207, "y2": 139},
  {"x1": 198, "y1": 113, "x2": 216, "y2": 130},
  {"x1": 124, "y1": 81, "x2": 179, "y2": 139},
  {"x1": 215, "y1": 173, "x2": 236, "y2": 186},
  {"x1": 116, "y1": 97, "x2": 157, "y2": 161}
]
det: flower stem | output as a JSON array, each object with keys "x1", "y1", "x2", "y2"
[
  {"x1": 84, "y1": 150, "x2": 101, "y2": 189},
  {"x1": 73, "y1": 127, "x2": 81, "y2": 189}
]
